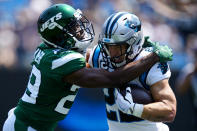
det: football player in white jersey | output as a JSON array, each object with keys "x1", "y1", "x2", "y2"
[{"x1": 87, "y1": 12, "x2": 176, "y2": 131}]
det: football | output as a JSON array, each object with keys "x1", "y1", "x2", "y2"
[{"x1": 119, "y1": 84, "x2": 154, "y2": 104}]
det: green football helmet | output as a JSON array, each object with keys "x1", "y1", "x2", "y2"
[{"x1": 37, "y1": 4, "x2": 95, "y2": 52}]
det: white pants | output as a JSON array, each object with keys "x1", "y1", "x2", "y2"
[
  {"x1": 3, "y1": 108, "x2": 36, "y2": 131},
  {"x1": 108, "y1": 120, "x2": 169, "y2": 131}
]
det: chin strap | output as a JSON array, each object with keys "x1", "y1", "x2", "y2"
[
  {"x1": 40, "y1": 32, "x2": 92, "y2": 55},
  {"x1": 111, "y1": 60, "x2": 126, "y2": 68},
  {"x1": 72, "y1": 32, "x2": 93, "y2": 53},
  {"x1": 40, "y1": 36, "x2": 64, "y2": 49}
]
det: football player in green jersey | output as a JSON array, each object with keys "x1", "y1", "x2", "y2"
[{"x1": 3, "y1": 3, "x2": 173, "y2": 131}]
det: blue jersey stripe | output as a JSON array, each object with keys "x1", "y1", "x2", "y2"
[
  {"x1": 92, "y1": 45, "x2": 100, "y2": 68},
  {"x1": 139, "y1": 71, "x2": 150, "y2": 90},
  {"x1": 108, "y1": 13, "x2": 127, "y2": 38}
]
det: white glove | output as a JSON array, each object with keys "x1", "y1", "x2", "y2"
[
  {"x1": 115, "y1": 87, "x2": 134, "y2": 113},
  {"x1": 115, "y1": 87, "x2": 144, "y2": 118}
]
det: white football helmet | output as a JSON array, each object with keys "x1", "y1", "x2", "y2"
[{"x1": 99, "y1": 12, "x2": 143, "y2": 68}]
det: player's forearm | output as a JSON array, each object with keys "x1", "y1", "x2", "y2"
[
  {"x1": 110, "y1": 53, "x2": 159, "y2": 84},
  {"x1": 141, "y1": 101, "x2": 176, "y2": 122},
  {"x1": 77, "y1": 53, "x2": 159, "y2": 88},
  {"x1": 65, "y1": 53, "x2": 159, "y2": 88},
  {"x1": 76, "y1": 70, "x2": 119, "y2": 88}
]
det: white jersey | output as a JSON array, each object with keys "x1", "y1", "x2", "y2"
[{"x1": 88, "y1": 45, "x2": 171, "y2": 131}]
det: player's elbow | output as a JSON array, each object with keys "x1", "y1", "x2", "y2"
[
  {"x1": 166, "y1": 110, "x2": 176, "y2": 122},
  {"x1": 165, "y1": 105, "x2": 176, "y2": 122}
]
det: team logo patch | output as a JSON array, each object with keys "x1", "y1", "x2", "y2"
[
  {"x1": 124, "y1": 20, "x2": 138, "y2": 32},
  {"x1": 157, "y1": 62, "x2": 168, "y2": 74}
]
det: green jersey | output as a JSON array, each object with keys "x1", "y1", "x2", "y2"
[{"x1": 14, "y1": 43, "x2": 85, "y2": 129}]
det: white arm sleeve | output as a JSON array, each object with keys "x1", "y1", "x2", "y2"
[{"x1": 146, "y1": 62, "x2": 171, "y2": 86}]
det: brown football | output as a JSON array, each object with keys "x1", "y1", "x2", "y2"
[
  {"x1": 131, "y1": 84, "x2": 154, "y2": 104},
  {"x1": 119, "y1": 84, "x2": 154, "y2": 104}
]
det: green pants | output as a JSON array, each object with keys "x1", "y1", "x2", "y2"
[{"x1": 3, "y1": 108, "x2": 57, "y2": 131}]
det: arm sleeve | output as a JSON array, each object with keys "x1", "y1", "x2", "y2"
[{"x1": 146, "y1": 62, "x2": 171, "y2": 86}]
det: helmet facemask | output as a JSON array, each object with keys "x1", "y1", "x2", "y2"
[
  {"x1": 99, "y1": 40, "x2": 128, "y2": 68},
  {"x1": 99, "y1": 35, "x2": 143, "y2": 68},
  {"x1": 63, "y1": 9, "x2": 95, "y2": 52},
  {"x1": 66, "y1": 10, "x2": 94, "y2": 42}
]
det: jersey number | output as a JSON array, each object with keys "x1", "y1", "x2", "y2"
[
  {"x1": 54, "y1": 85, "x2": 79, "y2": 114},
  {"x1": 22, "y1": 66, "x2": 79, "y2": 115},
  {"x1": 22, "y1": 65, "x2": 41, "y2": 104}
]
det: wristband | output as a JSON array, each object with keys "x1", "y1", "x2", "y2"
[{"x1": 130, "y1": 103, "x2": 144, "y2": 118}]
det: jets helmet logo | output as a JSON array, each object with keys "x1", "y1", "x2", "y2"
[{"x1": 40, "y1": 12, "x2": 63, "y2": 32}]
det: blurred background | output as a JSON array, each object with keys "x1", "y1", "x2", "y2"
[{"x1": 0, "y1": 0, "x2": 197, "y2": 131}]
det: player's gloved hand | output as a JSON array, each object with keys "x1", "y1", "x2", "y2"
[
  {"x1": 115, "y1": 87, "x2": 144, "y2": 118},
  {"x1": 143, "y1": 36, "x2": 173, "y2": 62},
  {"x1": 143, "y1": 36, "x2": 159, "y2": 48},
  {"x1": 153, "y1": 44, "x2": 173, "y2": 63},
  {"x1": 115, "y1": 87, "x2": 134, "y2": 113}
]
